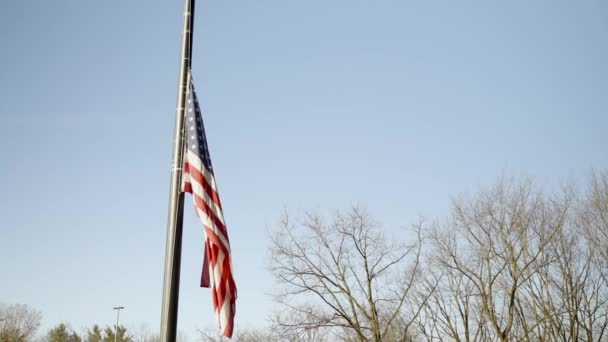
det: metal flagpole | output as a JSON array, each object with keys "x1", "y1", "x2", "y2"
[{"x1": 160, "y1": 0, "x2": 195, "y2": 341}]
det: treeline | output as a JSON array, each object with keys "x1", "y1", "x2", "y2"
[
  {"x1": 264, "y1": 171, "x2": 608, "y2": 342},
  {"x1": 44, "y1": 324, "x2": 136, "y2": 342},
  {"x1": 0, "y1": 304, "x2": 160, "y2": 342}
]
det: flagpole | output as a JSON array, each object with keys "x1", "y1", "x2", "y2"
[{"x1": 160, "y1": 0, "x2": 195, "y2": 341}]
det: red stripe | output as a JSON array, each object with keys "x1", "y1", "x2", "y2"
[
  {"x1": 204, "y1": 229, "x2": 235, "y2": 296},
  {"x1": 213, "y1": 245, "x2": 226, "y2": 308},
  {"x1": 184, "y1": 161, "x2": 229, "y2": 240},
  {"x1": 204, "y1": 226, "x2": 230, "y2": 256},
  {"x1": 183, "y1": 182, "x2": 193, "y2": 194},
  {"x1": 184, "y1": 160, "x2": 222, "y2": 208},
  {"x1": 204, "y1": 231, "x2": 236, "y2": 339},
  {"x1": 211, "y1": 287, "x2": 218, "y2": 309},
  {"x1": 224, "y1": 314, "x2": 234, "y2": 338},
  {"x1": 220, "y1": 257, "x2": 231, "y2": 305},
  {"x1": 193, "y1": 192, "x2": 229, "y2": 241},
  {"x1": 183, "y1": 160, "x2": 192, "y2": 193}
]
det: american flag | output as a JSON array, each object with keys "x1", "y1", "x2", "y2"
[{"x1": 182, "y1": 75, "x2": 237, "y2": 338}]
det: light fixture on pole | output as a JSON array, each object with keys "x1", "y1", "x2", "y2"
[{"x1": 113, "y1": 306, "x2": 124, "y2": 342}]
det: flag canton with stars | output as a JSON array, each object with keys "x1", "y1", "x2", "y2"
[{"x1": 185, "y1": 80, "x2": 214, "y2": 174}]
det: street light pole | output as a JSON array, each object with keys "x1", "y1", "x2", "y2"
[{"x1": 113, "y1": 306, "x2": 124, "y2": 342}]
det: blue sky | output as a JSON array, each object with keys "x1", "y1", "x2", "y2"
[{"x1": 1, "y1": 0, "x2": 607, "y2": 339}]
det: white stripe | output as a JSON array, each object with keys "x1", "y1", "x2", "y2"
[
  {"x1": 212, "y1": 251, "x2": 225, "y2": 282},
  {"x1": 206, "y1": 239, "x2": 234, "y2": 332},
  {"x1": 219, "y1": 290, "x2": 233, "y2": 330},
  {"x1": 188, "y1": 173, "x2": 225, "y2": 226},
  {"x1": 185, "y1": 151, "x2": 226, "y2": 223},
  {"x1": 210, "y1": 252, "x2": 225, "y2": 309},
  {"x1": 195, "y1": 206, "x2": 231, "y2": 254},
  {"x1": 186, "y1": 149, "x2": 218, "y2": 192},
  {"x1": 222, "y1": 289, "x2": 234, "y2": 313},
  {"x1": 209, "y1": 253, "x2": 224, "y2": 314},
  {"x1": 207, "y1": 254, "x2": 230, "y2": 332}
]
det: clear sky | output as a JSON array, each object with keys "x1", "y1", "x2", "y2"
[{"x1": 1, "y1": 0, "x2": 607, "y2": 339}]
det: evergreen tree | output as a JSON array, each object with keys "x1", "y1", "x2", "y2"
[
  {"x1": 48, "y1": 323, "x2": 81, "y2": 342},
  {"x1": 102, "y1": 325, "x2": 132, "y2": 342},
  {"x1": 84, "y1": 325, "x2": 103, "y2": 342}
]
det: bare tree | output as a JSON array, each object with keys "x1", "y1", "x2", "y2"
[
  {"x1": 548, "y1": 216, "x2": 608, "y2": 342},
  {"x1": 198, "y1": 328, "x2": 230, "y2": 342},
  {"x1": 129, "y1": 324, "x2": 160, "y2": 342},
  {"x1": 419, "y1": 175, "x2": 608, "y2": 342},
  {"x1": 423, "y1": 179, "x2": 563, "y2": 342},
  {"x1": 233, "y1": 328, "x2": 277, "y2": 342},
  {"x1": 581, "y1": 170, "x2": 608, "y2": 283},
  {"x1": 575, "y1": 170, "x2": 608, "y2": 341},
  {"x1": 270, "y1": 207, "x2": 425, "y2": 342},
  {"x1": 416, "y1": 251, "x2": 491, "y2": 342},
  {"x1": 0, "y1": 303, "x2": 42, "y2": 342}
]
